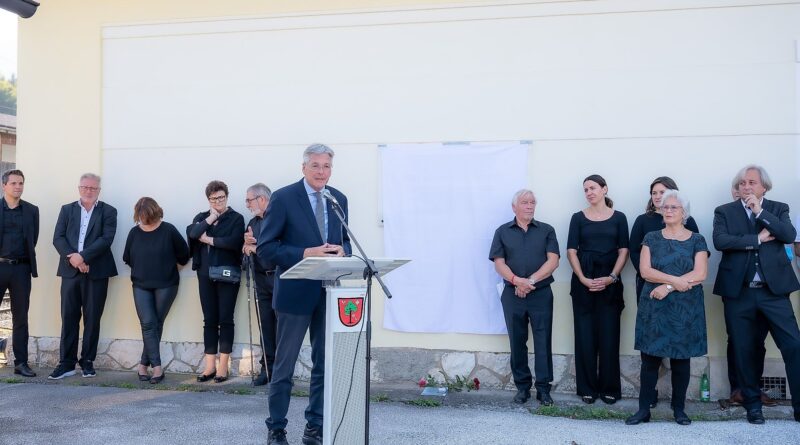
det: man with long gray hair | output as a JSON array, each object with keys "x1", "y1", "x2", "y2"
[
  {"x1": 489, "y1": 189, "x2": 560, "y2": 406},
  {"x1": 713, "y1": 165, "x2": 800, "y2": 424}
]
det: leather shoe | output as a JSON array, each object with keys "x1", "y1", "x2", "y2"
[
  {"x1": 581, "y1": 395, "x2": 596, "y2": 404},
  {"x1": 625, "y1": 410, "x2": 651, "y2": 425},
  {"x1": 513, "y1": 389, "x2": 531, "y2": 404},
  {"x1": 600, "y1": 395, "x2": 617, "y2": 405},
  {"x1": 746, "y1": 408, "x2": 765, "y2": 424},
  {"x1": 673, "y1": 409, "x2": 691, "y2": 425},
  {"x1": 302, "y1": 423, "x2": 323, "y2": 445},
  {"x1": 253, "y1": 369, "x2": 269, "y2": 387},
  {"x1": 536, "y1": 391, "x2": 554, "y2": 406},
  {"x1": 14, "y1": 363, "x2": 36, "y2": 377},
  {"x1": 150, "y1": 373, "x2": 165, "y2": 384},
  {"x1": 267, "y1": 429, "x2": 288, "y2": 445},
  {"x1": 794, "y1": 411, "x2": 799, "y2": 422},
  {"x1": 196, "y1": 371, "x2": 216, "y2": 382},
  {"x1": 728, "y1": 389, "x2": 744, "y2": 406},
  {"x1": 213, "y1": 374, "x2": 228, "y2": 383},
  {"x1": 760, "y1": 391, "x2": 778, "y2": 407}
]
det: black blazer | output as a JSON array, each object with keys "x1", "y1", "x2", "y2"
[
  {"x1": 53, "y1": 201, "x2": 118, "y2": 279},
  {"x1": 712, "y1": 198, "x2": 799, "y2": 298},
  {"x1": 257, "y1": 179, "x2": 351, "y2": 315},
  {"x1": 0, "y1": 199, "x2": 40, "y2": 277},
  {"x1": 187, "y1": 208, "x2": 245, "y2": 271}
]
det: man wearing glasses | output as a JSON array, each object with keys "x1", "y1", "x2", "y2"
[
  {"x1": 50, "y1": 173, "x2": 118, "y2": 379},
  {"x1": 243, "y1": 183, "x2": 277, "y2": 386}
]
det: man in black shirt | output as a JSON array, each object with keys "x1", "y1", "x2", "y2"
[
  {"x1": 489, "y1": 189, "x2": 560, "y2": 406},
  {"x1": 243, "y1": 182, "x2": 277, "y2": 386},
  {"x1": 0, "y1": 170, "x2": 39, "y2": 377}
]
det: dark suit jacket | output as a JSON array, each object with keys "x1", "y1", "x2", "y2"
[
  {"x1": 0, "y1": 199, "x2": 40, "y2": 277},
  {"x1": 187, "y1": 208, "x2": 245, "y2": 271},
  {"x1": 712, "y1": 198, "x2": 799, "y2": 298},
  {"x1": 53, "y1": 201, "x2": 118, "y2": 279},
  {"x1": 257, "y1": 179, "x2": 351, "y2": 315}
]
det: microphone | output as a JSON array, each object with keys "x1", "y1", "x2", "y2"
[{"x1": 321, "y1": 189, "x2": 341, "y2": 208}]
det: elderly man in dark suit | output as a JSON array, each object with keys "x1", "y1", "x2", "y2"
[
  {"x1": 257, "y1": 144, "x2": 351, "y2": 445},
  {"x1": 713, "y1": 164, "x2": 800, "y2": 424},
  {"x1": 49, "y1": 173, "x2": 118, "y2": 380},
  {"x1": 0, "y1": 169, "x2": 39, "y2": 377}
]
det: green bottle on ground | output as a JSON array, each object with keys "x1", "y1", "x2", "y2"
[{"x1": 700, "y1": 373, "x2": 710, "y2": 402}]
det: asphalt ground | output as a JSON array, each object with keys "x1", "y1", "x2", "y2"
[{"x1": 1, "y1": 366, "x2": 799, "y2": 444}]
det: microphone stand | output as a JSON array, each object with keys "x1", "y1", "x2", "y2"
[{"x1": 327, "y1": 195, "x2": 392, "y2": 445}]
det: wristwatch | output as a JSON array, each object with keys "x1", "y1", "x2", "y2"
[
  {"x1": 665, "y1": 284, "x2": 674, "y2": 292},
  {"x1": 609, "y1": 273, "x2": 619, "y2": 283}
]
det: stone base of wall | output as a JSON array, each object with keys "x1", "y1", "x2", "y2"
[{"x1": 0, "y1": 336, "x2": 743, "y2": 400}]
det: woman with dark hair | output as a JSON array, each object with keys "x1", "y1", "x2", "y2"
[
  {"x1": 187, "y1": 181, "x2": 245, "y2": 383},
  {"x1": 567, "y1": 174, "x2": 629, "y2": 405},
  {"x1": 123, "y1": 197, "x2": 189, "y2": 384},
  {"x1": 630, "y1": 177, "x2": 699, "y2": 301}
]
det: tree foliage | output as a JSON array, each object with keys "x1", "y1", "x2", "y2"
[{"x1": 0, "y1": 75, "x2": 16, "y2": 116}]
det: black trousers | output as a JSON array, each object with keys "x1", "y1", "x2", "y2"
[
  {"x1": 197, "y1": 274, "x2": 239, "y2": 354},
  {"x1": 726, "y1": 311, "x2": 768, "y2": 393},
  {"x1": 638, "y1": 352, "x2": 690, "y2": 411},
  {"x1": 59, "y1": 274, "x2": 109, "y2": 368},
  {"x1": 266, "y1": 291, "x2": 326, "y2": 431},
  {"x1": 571, "y1": 291, "x2": 623, "y2": 399},
  {"x1": 254, "y1": 271, "x2": 277, "y2": 377},
  {"x1": 501, "y1": 285, "x2": 553, "y2": 393},
  {"x1": 723, "y1": 286, "x2": 800, "y2": 412},
  {"x1": 0, "y1": 263, "x2": 32, "y2": 366},
  {"x1": 132, "y1": 285, "x2": 178, "y2": 367}
]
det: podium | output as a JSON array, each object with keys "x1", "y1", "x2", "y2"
[{"x1": 281, "y1": 257, "x2": 409, "y2": 445}]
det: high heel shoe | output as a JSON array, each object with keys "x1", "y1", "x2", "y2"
[
  {"x1": 138, "y1": 373, "x2": 150, "y2": 382},
  {"x1": 673, "y1": 409, "x2": 691, "y2": 425},
  {"x1": 213, "y1": 374, "x2": 229, "y2": 383},
  {"x1": 196, "y1": 371, "x2": 216, "y2": 382},
  {"x1": 150, "y1": 373, "x2": 165, "y2": 384},
  {"x1": 625, "y1": 410, "x2": 651, "y2": 425}
]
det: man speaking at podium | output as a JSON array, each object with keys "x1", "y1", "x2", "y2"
[{"x1": 258, "y1": 144, "x2": 351, "y2": 445}]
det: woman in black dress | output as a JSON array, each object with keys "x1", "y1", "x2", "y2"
[
  {"x1": 629, "y1": 176, "x2": 699, "y2": 302},
  {"x1": 123, "y1": 197, "x2": 190, "y2": 384},
  {"x1": 626, "y1": 190, "x2": 708, "y2": 426},
  {"x1": 567, "y1": 174, "x2": 629, "y2": 405},
  {"x1": 187, "y1": 181, "x2": 244, "y2": 383}
]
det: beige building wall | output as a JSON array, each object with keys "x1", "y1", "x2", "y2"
[{"x1": 15, "y1": 0, "x2": 800, "y2": 386}]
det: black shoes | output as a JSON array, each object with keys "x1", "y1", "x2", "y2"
[
  {"x1": 267, "y1": 429, "x2": 288, "y2": 445},
  {"x1": 150, "y1": 373, "x2": 165, "y2": 384},
  {"x1": 513, "y1": 389, "x2": 531, "y2": 404},
  {"x1": 253, "y1": 369, "x2": 270, "y2": 387},
  {"x1": 673, "y1": 409, "x2": 691, "y2": 425},
  {"x1": 302, "y1": 423, "x2": 323, "y2": 445},
  {"x1": 536, "y1": 391, "x2": 554, "y2": 406},
  {"x1": 794, "y1": 411, "x2": 800, "y2": 422},
  {"x1": 81, "y1": 361, "x2": 96, "y2": 378},
  {"x1": 197, "y1": 371, "x2": 216, "y2": 382},
  {"x1": 213, "y1": 374, "x2": 229, "y2": 383},
  {"x1": 13, "y1": 363, "x2": 36, "y2": 377},
  {"x1": 625, "y1": 409, "x2": 651, "y2": 425},
  {"x1": 581, "y1": 395, "x2": 596, "y2": 404},
  {"x1": 48, "y1": 364, "x2": 76, "y2": 380},
  {"x1": 600, "y1": 395, "x2": 617, "y2": 405},
  {"x1": 746, "y1": 408, "x2": 765, "y2": 425}
]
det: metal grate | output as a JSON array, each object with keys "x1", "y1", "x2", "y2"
[{"x1": 760, "y1": 376, "x2": 787, "y2": 400}]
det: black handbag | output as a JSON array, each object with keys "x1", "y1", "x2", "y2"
[{"x1": 208, "y1": 265, "x2": 241, "y2": 284}]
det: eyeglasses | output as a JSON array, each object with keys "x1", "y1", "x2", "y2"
[
  {"x1": 662, "y1": 205, "x2": 683, "y2": 212},
  {"x1": 208, "y1": 195, "x2": 227, "y2": 203},
  {"x1": 245, "y1": 196, "x2": 264, "y2": 204},
  {"x1": 79, "y1": 186, "x2": 100, "y2": 192}
]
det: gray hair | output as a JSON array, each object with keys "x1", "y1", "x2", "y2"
[
  {"x1": 730, "y1": 174, "x2": 740, "y2": 191},
  {"x1": 80, "y1": 173, "x2": 101, "y2": 184},
  {"x1": 247, "y1": 183, "x2": 272, "y2": 199},
  {"x1": 302, "y1": 144, "x2": 335, "y2": 165},
  {"x1": 511, "y1": 189, "x2": 535, "y2": 207},
  {"x1": 660, "y1": 189, "x2": 691, "y2": 225},
  {"x1": 734, "y1": 164, "x2": 772, "y2": 192}
]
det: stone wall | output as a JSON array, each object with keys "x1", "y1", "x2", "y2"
[{"x1": 6, "y1": 336, "x2": 718, "y2": 400}]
